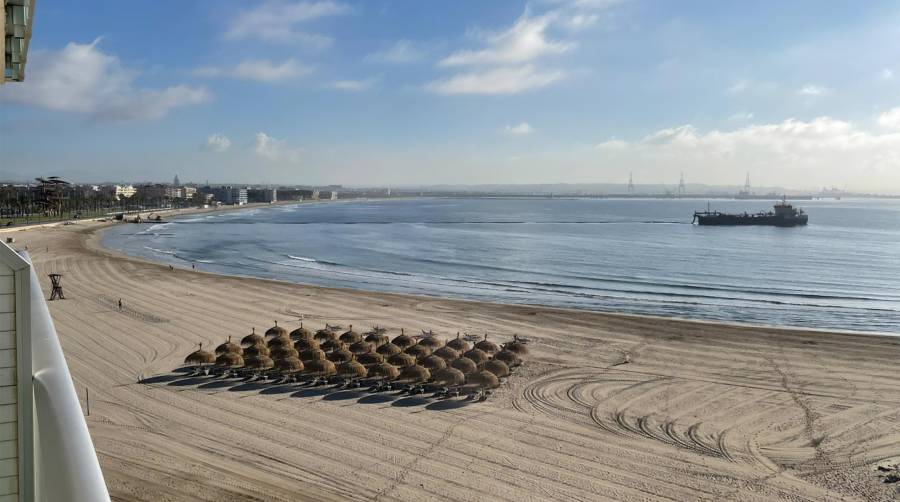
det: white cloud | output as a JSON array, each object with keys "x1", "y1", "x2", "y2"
[
  {"x1": 225, "y1": 1, "x2": 350, "y2": 47},
  {"x1": 594, "y1": 138, "x2": 628, "y2": 150},
  {"x1": 192, "y1": 66, "x2": 223, "y2": 78},
  {"x1": 206, "y1": 134, "x2": 232, "y2": 152},
  {"x1": 234, "y1": 59, "x2": 312, "y2": 82},
  {"x1": 797, "y1": 84, "x2": 830, "y2": 96},
  {"x1": 593, "y1": 116, "x2": 900, "y2": 189},
  {"x1": 727, "y1": 79, "x2": 777, "y2": 96},
  {"x1": 881, "y1": 68, "x2": 894, "y2": 80},
  {"x1": 878, "y1": 107, "x2": 900, "y2": 129},
  {"x1": 426, "y1": 65, "x2": 564, "y2": 95},
  {"x1": 0, "y1": 39, "x2": 209, "y2": 121},
  {"x1": 365, "y1": 40, "x2": 425, "y2": 64},
  {"x1": 440, "y1": 12, "x2": 572, "y2": 67},
  {"x1": 255, "y1": 132, "x2": 302, "y2": 163},
  {"x1": 329, "y1": 77, "x2": 378, "y2": 91},
  {"x1": 193, "y1": 59, "x2": 312, "y2": 83},
  {"x1": 728, "y1": 111, "x2": 754, "y2": 121},
  {"x1": 564, "y1": 13, "x2": 599, "y2": 30},
  {"x1": 504, "y1": 122, "x2": 534, "y2": 135}
]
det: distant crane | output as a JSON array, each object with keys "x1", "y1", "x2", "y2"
[
  {"x1": 627, "y1": 172, "x2": 635, "y2": 194},
  {"x1": 677, "y1": 172, "x2": 686, "y2": 197}
]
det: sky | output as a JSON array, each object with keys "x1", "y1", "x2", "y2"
[{"x1": 1, "y1": 0, "x2": 900, "y2": 192}]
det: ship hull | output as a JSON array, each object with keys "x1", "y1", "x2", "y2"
[{"x1": 694, "y1": 214, "x2": 808, "y2": 226}]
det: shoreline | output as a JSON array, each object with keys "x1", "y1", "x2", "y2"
[
  {"x1": 9, "y1": 218, "x2": 900, "y2": 501},
  {"x1": 92, "y1": 204, "x2": 897, "y2": 339}
]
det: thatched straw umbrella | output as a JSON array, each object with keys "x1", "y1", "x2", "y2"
[
  {"x1": 299, "y1": 348, "x2": 327, "y2": 362},
  {"x1": 387, "y1": 352, "x2": 416, "y2": 368},
  {"x1": 275, "y1": 357, "x2": 304, "y2": 373},
  {"x1": 243, "y1": 345, "x2": 271, "y2": 358},
  {"x1": 468, "y1": 370, "x2": 500, "y2": 388},
  {"x1": 265, "y1": 321, "x2": 288, "y2": 339},
  {"x1": 397, "y1": 364, "x2": 431, "y2": 383},
  {"x1": 294, "y1": 338, "x2": 320, "y2": 352},
  {"x1": 494, "y1": 350, "x2": 522, "y2": 367},
  {"x1": 433, "y1": 346, "x2": 459, "y2": 362},
  {"x1": 446, "y1": 332, "x2": 470, "y2": 352},
  {"x1": 450, "y1": 357, "x2": 477, "y2": 375},
  {"x1": 304, "y1": 358, "x2": 336, "y2": 377},
  {"x1": 356, "y1": 352, "x2": 384, "y2": 367},
  {"x1": 420, "y1": 354, "x2": 447, "y2": 371},
  {"x1": 503, "y1": 334, "x2": 529, "y2": 356},
  {"x1": 376, "y1": 342, "x2": 401, "y2": 357},
  {"x1": 319, "y1": 338, "x2": 342, "y2": 353},
  {"x1": 364, "y1": 331, "x2": 390, "y2": 347},
  {"x1": 367, "y1": 362, "x2": 400, "y2": 380},
  {"x1": 270, "y1": 346, "x2": 300, "y2": 361},
  {"x1": 215, "y1": 336, "x2": 243, "y2": 355},
  {"x1": 404, "y1": 343, "x2": 432, "y2": 361},
  {"x1": 349, "y1": 340, "x2": 374, "y2": 355},
  {"x1": 314, "y1": 328, "x2": 337, "y2": 342},
  {"x1": 339, "y1": 325, "x2": 362, "y2": 344},
  {"x1": 215, "y1": 352, "x2": 244, "y2": 368},
  {"x1": 267, "y1": 336, "x2": 293, "y2": 349},
  {"x1": 482, "y1": 359, "x2": 510, "y2": 378},
  {"x1": 337, "y1": 360, "x2": 367, "y2": 378},
  {"x1": 431, "y1": 367, "x2": 465, "y2": 387},
  {"x1": 327, "y1": 347, "x2": 354, "y2": 364},
  {"x1": 463, "y1": 348, "x2": 489, "y2": 365},
  {"x1": 418, "y1": 336, "x2": 444, "y2": 350},
  {"x1": 290, "y1": 322, "x2": 314, "y2": 342},
  {"x1": 474, "y1": 335, "x2": 501, "y2": 355},
  {"x1": 243, "y1": 355, "x2": 275, "y2": 370},
  {"x1": 241, "y1": 327, "x2": 265, "y2": 348},
  {"x1": 391, "y1": 329, "x2": 414, "y2": 349}
]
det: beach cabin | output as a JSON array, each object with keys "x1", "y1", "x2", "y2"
[{"x1": 0, "y1": 242, "x2": 110, "y2": 501}]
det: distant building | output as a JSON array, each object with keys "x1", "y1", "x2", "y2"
[
  {"x1": 136, "y1": 184, "x2": 168, "y2": 200},
  {"x1": 247, "y1": 188, "x2": 277, "y2": 203},
  {"x1": 210, "y1": 186, "x2": 247, "y2": 205},
  {"x1": 180, "y1": 186, "x2": 196, "y2": 199},
  {"x1": 330, "y1": 191, "x2": 338, "y2": 200},
  {"x1": 114, "y1": 185, "x2": 136, "y2": 200},
  {"x1": 311, "y1": 190, "x2": 320, "y2": 201}
]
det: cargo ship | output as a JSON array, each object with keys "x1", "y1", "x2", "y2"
[{"x1": 693, "y1": 199, "x2": 808, "y2": 226}]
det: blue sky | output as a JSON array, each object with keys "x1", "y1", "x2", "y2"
[{"x1": 2, "y1": 0, "x2": 899, "y2": 191}]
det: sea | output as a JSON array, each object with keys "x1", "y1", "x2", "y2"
[{"x1": 101, "y1": 198, "x2": 900, "y2": 335}]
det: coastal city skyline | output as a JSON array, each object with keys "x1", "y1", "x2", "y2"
[{"x1": 3, "y1": 0, "x2": 900, "y2": 192}]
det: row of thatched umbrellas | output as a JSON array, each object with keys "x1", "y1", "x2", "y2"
[{"x1": 185, "y1": 321, "x2": 530, "y2": 389}]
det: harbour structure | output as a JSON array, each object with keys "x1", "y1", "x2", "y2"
[{"x1": 693, "y1": 198, "x2": 808, "y2": 226}]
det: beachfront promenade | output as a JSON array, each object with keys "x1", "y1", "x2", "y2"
[{"x1": 4, "y1": 217, "x2": 899, "y2": 502}]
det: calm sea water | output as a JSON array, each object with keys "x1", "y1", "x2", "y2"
[{"x1": 102, "y1": 198, "x2": 900, "y2": 334}]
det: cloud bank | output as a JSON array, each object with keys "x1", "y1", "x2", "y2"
[{"x1": 0, "y1": 39, "x2": 209, "y2": 121}]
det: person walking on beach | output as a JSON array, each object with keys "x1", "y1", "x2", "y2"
[{"x1": 118, "y1": 298, "x2": 123, "y2": 311}]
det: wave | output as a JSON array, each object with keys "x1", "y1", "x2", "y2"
[
  {"x1": 247, "y1": 254, "x2": 900, "y2": 313},
  {"x1": 143, "y1": 246, "x2": 176, "y2": 256}
]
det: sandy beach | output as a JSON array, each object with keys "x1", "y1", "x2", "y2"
[{"x1": 5, "y1": 217, "x2": 899, "y2": 501}]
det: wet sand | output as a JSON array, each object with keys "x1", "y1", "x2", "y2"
[{"x1": 6, "y1": 217, "x2": 900, "y2": 501}]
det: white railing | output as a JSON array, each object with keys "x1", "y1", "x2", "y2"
[{"x1": 24, "y1": 252, "x2": 111, "y2": 502}]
